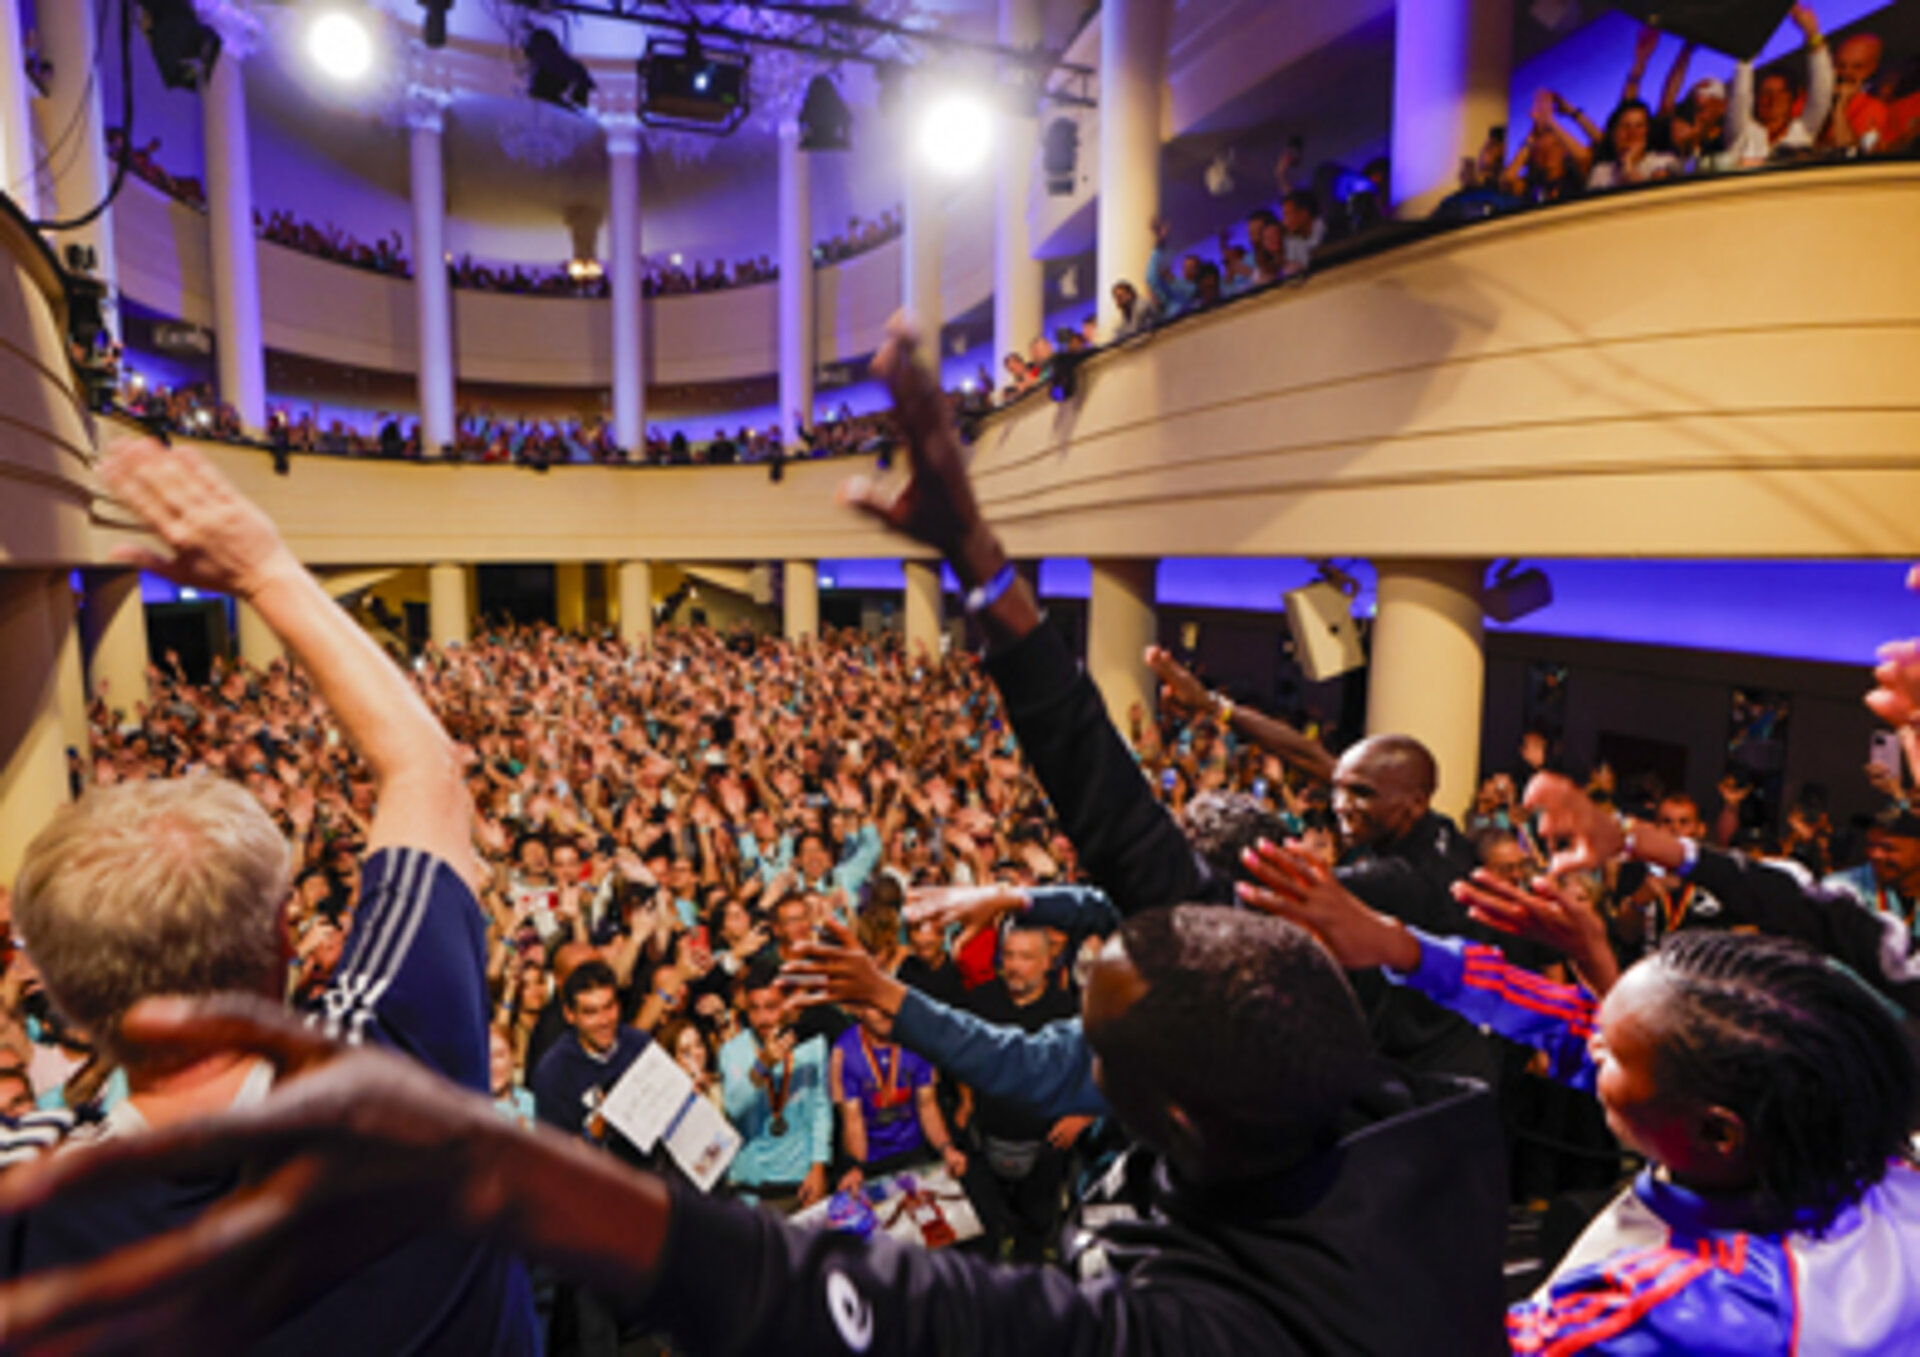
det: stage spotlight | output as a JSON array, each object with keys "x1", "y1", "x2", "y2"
[
  {"x1": 308, "y1": 9, "x2": 374, "y2": 83},
  {"x1": 798, "y1": 74, "x2": 851, "y2": 151},
  {"x1": 1043, "y1": 116, "x2": 1079, "y2": 195},
  {"x1": 419, "y1": 0, "x2": 452, "y2": 50},
  {"x1": 1483, "y1": 561, "x2": 1554, "y2": 624},
  {"x1": 526, "y1": 27, "x2": 595, "y2": 112},
  {"x1": 135, "y1": 0, "x2": 222, "y2": 91},
  {"x1": 918, "y1": 91, "x2": 993, "y2": 177}
]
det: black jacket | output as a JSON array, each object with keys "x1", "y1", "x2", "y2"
[
  {"x1": 636, "y1": 1068, "x2": 1509, "y2": 1356},
  {"x1": 984, "y1": 621, "x2": 1495, "y2": 1081}
]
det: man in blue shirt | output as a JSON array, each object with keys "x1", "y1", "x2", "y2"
[
  {"x1": 533, "y1": 960, "x2": 653, "y2": 1161},
  {"x1": 719, "y1": 961, "x2": 832, "y2": 1210},
  {"x1": 534, "y1": 958, "x2": 654, "y2": 1357},
  {"x1": 2, "y1": 438, "x2": 539, "y2": 1353}
]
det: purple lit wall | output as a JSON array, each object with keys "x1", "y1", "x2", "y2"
[{"x1": 821, "y1": 557, "x2": 1917, "y2": 668}]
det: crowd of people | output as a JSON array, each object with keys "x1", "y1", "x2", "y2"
[
  {"x1": 1070, "y1": 8, "x2": 1918, "y2": 386},
  {"x1": 113, "y1": 128, "x2": 901, "y2": 297},
  {"x1": 4, "y1": 323, "x2": 1920, "y2": 1356},
  {"x1": 110, "y1": 368, "x2": 980, "y2": 473}
]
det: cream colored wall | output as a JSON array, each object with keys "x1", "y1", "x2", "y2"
[
  {"x1": 13, "y1": 165, "x2": 1920, "y2": 575},
  {"x1": 111, "y1": 177, "x2": 996, "y2": 388},
  {"x1": 0, "y1": 205, "x2": 103, "y2": 567}
]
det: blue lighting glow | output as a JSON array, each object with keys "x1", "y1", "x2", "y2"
[{"x1": 818, "y1": 559, "x2": 1917, "y2": 668}]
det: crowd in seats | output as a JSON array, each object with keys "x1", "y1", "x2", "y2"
[
  {"x1": 116, "y1": 374, "x2": 243, "y2": 441},
  {"x1": 108, "y1": 128, "x2": 903, "y2": 298},
  {"x1": 258, "y1": 209, "x2": 412, "y2": 277},
  {"x1": 109, "y1": 368, "x2": 980, "y2": 472},
  {"x1": 1064, "y1": 7, "x2": 1917, "y2": 398},
  {"x1": 107, "y1": 128, "x2": 205, "y2": 209},
  {"x1": 10, "y1": 327, "x2": 1920, "y2": 1351}
]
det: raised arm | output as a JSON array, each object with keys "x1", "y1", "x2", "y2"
[
  {"x1": 1146, "y1": 646, "x2": 1335, "y2": 784},
  {"x1": 101, "y1": 440, "x2": 475, "y2": 886},
  {"x1": 782, "y1": 922, "x2": 1110, "y2": 1121},
  {"x1": 842, "y1": 321, "x2": 1213, "y2": 917}
]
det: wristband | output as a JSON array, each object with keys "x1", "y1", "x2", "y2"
[
  {"x1": 1213, "y1": 694, "x2": 1236, "y2": 726},
  {"x1": 963, "y1": 562, "x2": 1018, "y2": 616},
  {"x1": 1618, "y1": 816, "x2": 1637, "y2": 861},
  {"x1": 1674, "y1": 836, "x2": 1701, "y2": 879}
]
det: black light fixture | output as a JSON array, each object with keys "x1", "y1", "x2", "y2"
[
  {"x1": 1043, "y1": 116, "x2": 1080, "y2": 195},
  {"x1": 419, "y1": 0, "x2": 453, "y2": 50},
  {"x1": 525, "y1": 27, "x2": 595, "y2": 112},
  {"x1": 640, "y1": 33, "x2": 750, "y2": 133},
  {"x1": 135, "y1": 0, "x2": 222, "y2": 91},
  {"x1": 1483, "y1": 561, "x2": 1554, "y2": 624},
  {"x1": 798, "y1": 74, "x2": 851, "y2": 151}
]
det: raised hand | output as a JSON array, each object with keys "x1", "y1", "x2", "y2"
[
  {"x1": 1450, "y1": 870, "x2": 1620, "y2": 996},
  {"x1": 1522, "y1": 773, "x2": 1626, "y2": 878},
  {"x1": 1235, "y1": 840, "x2": 1421, "y2": 972},
  {"x1": 904, "y1": 885, "x2": 1025, "y2": 953},
  {"x1": 839, "y1": 318, "x2": 997, "y2": 583},
  {"x1": 1145, "y1": 646, "x2": 1212, "y2": 717},
  {"x1": 1868, "y1": 574, "x2": 1920, "y2": 730},
  {"x1": 99, "y1": 439, "x2": 294, "y2": 599},
  {"x1": 780, "y1": 917, "x2": 906, "y2": 1036}
]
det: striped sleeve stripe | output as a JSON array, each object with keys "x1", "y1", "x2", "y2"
[
  {"x1": 1461, "y1": 958, "x2": 1598, "y2": 1034},
  {"x1": 1509, "y1": 1246, "x2": 1719, "y2": 1355},
  {"x1": 315, "y1": 847, "x2": 435, "y2": 1046}
]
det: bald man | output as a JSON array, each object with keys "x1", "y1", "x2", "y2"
[
  {"x1": 1325, "y1": 735, "x2": 1498, "y2": 1084},
  {"x1": 1824, "y1": 31, "x2": 1889, "y2": 149}
]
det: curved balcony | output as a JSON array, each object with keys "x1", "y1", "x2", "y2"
[
  {"x1": 11, "y1": 163, "x2": 1919, "y2": 573},
  {"x1": 111, "y1": 177, "x2": 995, "y2": 387}
]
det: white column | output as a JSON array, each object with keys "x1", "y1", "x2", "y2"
[
  {"x1": 555, "y1": 561, "x2": 587, "y2": 634},
  {"x1": 901, "y1": 76, "x2": 943, "y2": 343},
  {"x1": 408, "y1": 86, "x2": 456, "y2": 454},
  {"x1": 235, "y1": 600, "x2": 283, "y2": 669},
  {"x1": 1367, "y1": 559, "x2": 1486, "y2": 821},
  {"x1": 605, "y1": 112, "x2": 646, "y2": 455},
  {"x1": 429, "y1": 562, "x2": 470, "y2": 648},
  {"x1": 995, "y1": 0, "x2": 1044, "y2": 366},
  {"x1": 1088, "y1": 559, "x2": 1157, "y2": 734},
  {"x1": 34, "y1": 0, "x2": 116, "y2": 323},
  {"x1": 1390, "y1": 0, "x2": 1514, "y2": 218},
  {"x1": 81, "y1": 571, "x2": 150, "y2": 720},
  {"x1": 783, "y1": 560, "x2": 819, "y2": 643},
  {"x1": 0, "y1": 572, "x2": 73, "y2": 884},
  {"x1": 48, "y1": 575, "x2": 89, "y2": 759},
  {"x1": 0, "y1": 0, "x2": 39, "y2": 219},
  {"x1": 617, "y1": 560, "x2": 654, "y2": 649},
  {"x1": 1096, "y1": 0, "x2": 1171, "y2": 339},
  {"x1": 903, "y1": 560, "x2": 942, "y2": 659},
  {"x1": 202, "y1": 48, "x2": 267, "y2": 433},
  {"x1": 778, "y1": 120, "x2": 814, "y2": 454}
]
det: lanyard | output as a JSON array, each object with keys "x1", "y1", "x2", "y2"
[
  {"x1": 858, "y1": 1028, "x2": 906, "y2": 1108},
  {"x1": 1661, "y1": 882, "x2": 1696, "y2": 937}
]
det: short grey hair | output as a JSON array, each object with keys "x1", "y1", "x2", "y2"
[{"x1": 13, "y1": 776, "x2": 291, "y2": 1064}]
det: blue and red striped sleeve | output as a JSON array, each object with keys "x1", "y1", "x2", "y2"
[
  {"x1": 1385, "y1": 928, "x2": 1599, "y2": 1092},
  {"x1": 1506, "y1": 1233, "x2": 1792, "y2": 1355}
]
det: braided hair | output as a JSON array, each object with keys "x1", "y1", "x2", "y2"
[{"x1": 1649, "y1": 930, "x2": 1919, "y2": 1233}]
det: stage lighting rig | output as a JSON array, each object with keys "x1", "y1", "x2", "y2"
[
  {"x1": 135, "y1": 0, "x2": 221, "y2": 91},
  {"x1": 640, "y1": 33, "x2": 750, "y2": 134},
  {"x1": 525, "y1": 26, "x2": 595, "y2": 112},
  {"x1": 798, "y1": 74, "x2": 851, "y2": 151},
  {"x1": 419, "y1": 0, "x2": 453, "y2": 49}
]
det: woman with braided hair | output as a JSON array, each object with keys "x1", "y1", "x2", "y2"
[{"x1": 1241, "y1": 839, "x2": 1920, "y2": 1354}]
